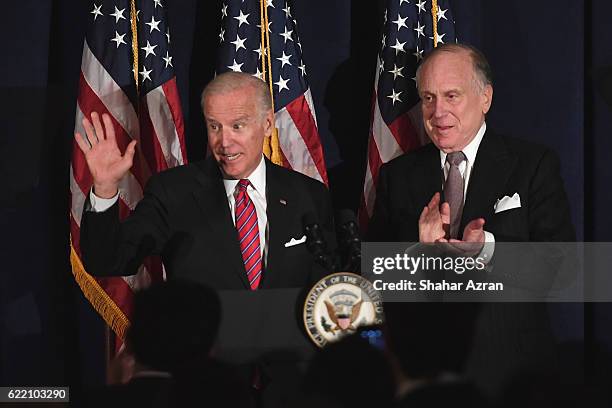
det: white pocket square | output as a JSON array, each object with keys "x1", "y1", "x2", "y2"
[
  {"x1": 494, "y1": 193, "x2": 521, "y2": 214},
  {"x1": 284, "y1": 235, "x2": 306, "y2": 247}
]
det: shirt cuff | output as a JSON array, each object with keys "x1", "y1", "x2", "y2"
[
  {"x1": 89, "y1": 189, "x2": 119, "y2": 212},
  {"x1": 479, "y1": 231, "x2": 496, "y2": 264}
]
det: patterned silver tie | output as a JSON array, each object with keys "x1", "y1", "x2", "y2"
[{"x1": 444, "y1": 151, "x2": 467, "y2": 239}]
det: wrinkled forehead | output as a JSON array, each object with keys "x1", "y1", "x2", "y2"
[
  {"x1": 420, "y1": 52, "x2": 477, "y2": 89},
  {"x1": 203, "y1": 88, "x2": 258, "y2": 119}
]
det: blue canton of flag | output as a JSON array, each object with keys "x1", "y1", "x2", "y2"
[{"x1": 377, "y1": 0, "x2": 456, "y2": 124}]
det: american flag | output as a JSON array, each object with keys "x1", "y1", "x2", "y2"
[
  {"x1": 359, "y1": 0, "x2": 456, "y2": 228},
  {"x1": 69, "y1": 0, "x2": 187, "y2": 343},
  {"x1": 216, "y1": 0, "x2": 328, "y2": 184}
]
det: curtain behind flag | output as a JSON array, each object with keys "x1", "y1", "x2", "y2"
[
  {"x1": 215, "y1": 0, "x2": 328, "y2": 185},
  {"x1": 69, "y1": 0, "x2": 187, "y2": 349},
  {"x1": 359, "y1": 0, "x2": 456, "y2": 229}
]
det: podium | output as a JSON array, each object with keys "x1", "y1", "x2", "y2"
[{"x1": 214, "y1": 288, "x2": 316, "y2": 364}]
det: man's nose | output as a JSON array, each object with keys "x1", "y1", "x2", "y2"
[
  {"x1": 218, "y1": 129, "x2": 233, "y2": 147},
  {"x1": 432, "y1": 99, "x2": 448, "y2": 117}
]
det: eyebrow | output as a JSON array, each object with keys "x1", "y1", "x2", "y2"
[{"x1": 205, "y1": 115, "x2": 252, "y2": 123}]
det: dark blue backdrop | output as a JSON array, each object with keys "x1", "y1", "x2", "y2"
[{"x1": 1, "y1": 0, "x2": 608, "y2": 389}]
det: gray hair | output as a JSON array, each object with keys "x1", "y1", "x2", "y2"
[
  {"x1": 201, "y1": 72, "x2": 273, "y2": 117},
  {"x1": 415, "y1": 43, "x2": 493, "y2": 91}
]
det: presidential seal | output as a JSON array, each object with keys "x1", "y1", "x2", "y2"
[{"x1": 303, "y1": 272, "x2": 384, "y2": 347}]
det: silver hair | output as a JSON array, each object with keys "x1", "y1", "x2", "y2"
[
  {"x1": 201, "y1": 72, "x2": 272, "y2": 117},
  {"x1": 415, "y1": 43, "x2": 493, "y2": 91}
]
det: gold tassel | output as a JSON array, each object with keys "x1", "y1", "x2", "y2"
[
  {"x1": 270, "y1": 128, "x2": 282, "y2": 165},
  {"x1": 263, "y1": 135, "x2": 272, "y2": 158},
  {"x1": 70, "y1": 242, "x2": 130, "y2": 340},
  {"x1": 260, "y1": 0, "x2": 282, "y2": 164}
]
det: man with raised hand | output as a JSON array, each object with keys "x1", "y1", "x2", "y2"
[{"x1": 76, "y1": 72, "x2": 334, "y2": 290}]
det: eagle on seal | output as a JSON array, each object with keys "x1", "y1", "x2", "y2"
[{"x1": 324, "y1": 299, "x2": 363, "y2": 333}]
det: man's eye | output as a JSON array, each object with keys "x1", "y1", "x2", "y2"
[
  {"x1": 209, "y1": 124, "x2": 219, "y2": 131},
  {"x1": 233, "y1": 123, "x2": 244, "y2": 130},
  {"x1": 423, "y1": 95, "x2": 433, "y2": 103}
]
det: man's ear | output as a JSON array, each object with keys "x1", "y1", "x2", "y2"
[
  {"x1": 482, "y1": 84, "x2": 493, "y2": 114},
  {"x1": 263, "y1": 109, "x2": 274, "y2": 136}
]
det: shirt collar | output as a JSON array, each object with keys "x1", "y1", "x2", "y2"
[
  {"x1": 223, "y1": 155, "x2": 267, "y2": 198},
  {"x1": 439, "y1": 121, "x2": 487, "y2": 168}
]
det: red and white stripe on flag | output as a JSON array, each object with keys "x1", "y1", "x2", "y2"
[
  {"x1": 275, "y1": 89, "x2": 328, "y2": 185},
  {"x1": 359, "y1": 69, "x2": 424, "y2": 229}
]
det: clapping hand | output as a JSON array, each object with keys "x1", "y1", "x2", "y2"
[{"x1": 419, "y1": 192, "x2": 485, "y2": 256}]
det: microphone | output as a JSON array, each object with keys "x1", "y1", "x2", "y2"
[
  {"x1": 337, "y1": 209, "x2": 361, "y2": 273},
  {"x1": 302, "y1": 212, "x2": 336, "y2": 271}
]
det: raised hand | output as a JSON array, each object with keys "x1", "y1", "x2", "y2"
[{"x1": 74, "y1": 112, "x2": 137, "y2": 198}]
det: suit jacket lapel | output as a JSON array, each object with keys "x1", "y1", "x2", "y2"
[
  {"x1": 191, "y1": 159, "x2": 250, "y2": 289},
  {"x1": 461, "y1": 131, "x2": 516, "y2": 231},
  {"x1": 415, "y1": 143, "x2": 444, "y2": 207},
  {"x1": 263, "y1": 160, "x2": 291, "y2": 289}
]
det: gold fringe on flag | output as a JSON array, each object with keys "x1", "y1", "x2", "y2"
[
  {"x1": 260, "y1": 0, "x2": 282, "y2": 166},
  {"x1": 70, "y1": 241, "x2": 129, "y2": 340},
  {"x1": 432, "y1": 0, "x2": 439, "y2": 47}
]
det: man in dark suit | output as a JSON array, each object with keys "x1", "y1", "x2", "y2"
[
  {"x1": 367, "y1": 44, "x2": 575, "y2": 396},
  {"x1": 76, "y1": 72, "x2": 334, "y2": 290}
]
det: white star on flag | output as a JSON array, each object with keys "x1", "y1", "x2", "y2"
[
  {"x1": 110, "y1": 6, "x2": 126, "y2": 23},
  {"x1": 275, "y1": 75, "x2": 290, "y2": 92},
  {"x1": 231, "y1": 35, "x2": 247, "y2": 51},
  {"x1": 234, "y1": 10, "x2": 250, "y2": 27},
  {"x1": 277, "y1": 51, "x2": 292, "y2": 67},
  {"x1": 414, "y1": 21, "x2": 425, "y2": 37},
  {"x1": 163, "y1": 51, "x2": 173, "y2": 68},
  {"x1": 146, "y1": 16, "x2": 161, "y2": 33},
  {"x1": 141, "y1": 40, "x2": 158, "y2": 58},
  {"x1": 437, "y1": 6, "x2": 448, "y2": 21},
  {"x1": 91, "y1": 4, "x2": 103, "y2": 21},
  {"x1": 139, "y1": 66, "x2": 152, "y2": 82},
  {"x1": 228, "y1": 59, "x2": 243, "y2": 72},
  {"x1": 280, "y1": 26, "x2": 293, "y2": 43},
  {"x1": 387, "y1": 89, "x2": 402, "y2": 105},
  {"x1": 111, "y1": 31, "x2": 127, "y2": 48},
  {"x1": 392, "y1": 14, "x2": 409, "y2": 31},
  {"x1": 390, "y1": 38, "x2": 407, "y2": 55},
  {"x1": 389, "y1": 64, "x2": 404, "y2": 80}
]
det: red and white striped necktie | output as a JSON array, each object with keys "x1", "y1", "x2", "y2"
[{"x1": 235, "y1": 179, "x2": 262, "y2": 290}]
